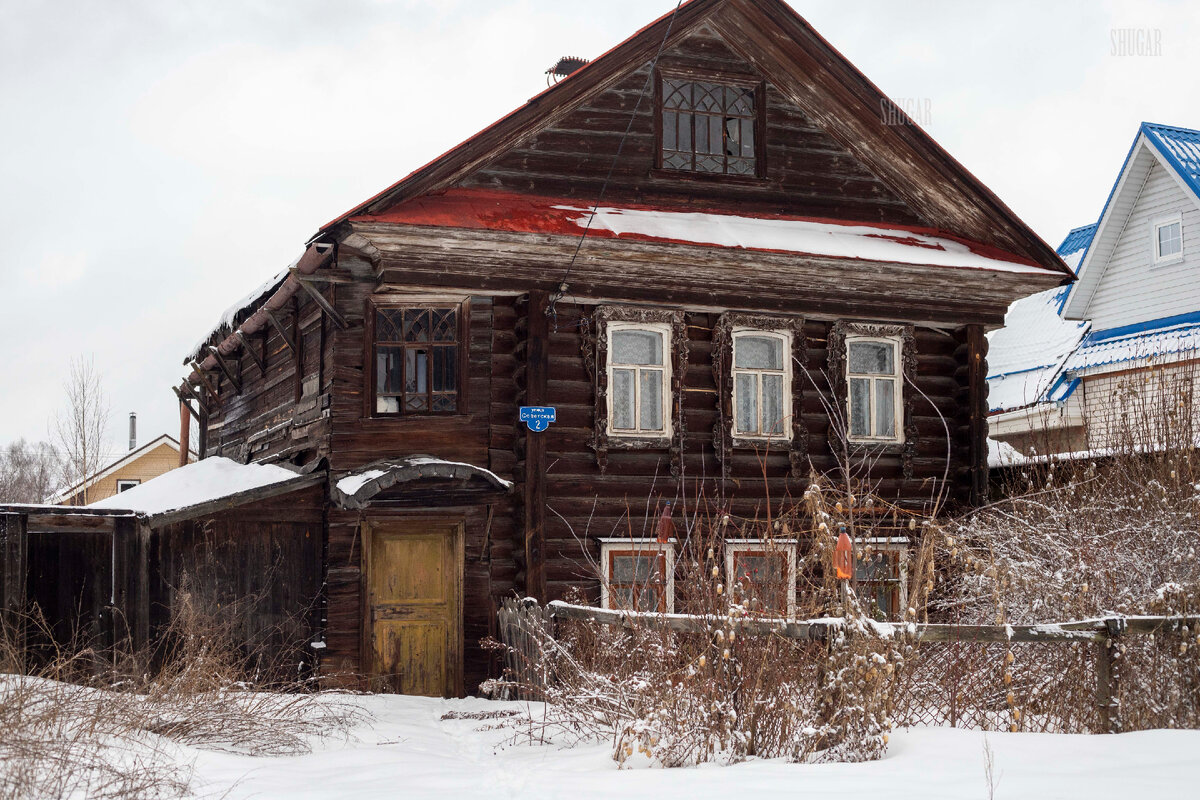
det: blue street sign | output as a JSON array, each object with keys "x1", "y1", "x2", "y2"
[{"x1": 520, "y1": 406, "x2": 557, "y2": 432}]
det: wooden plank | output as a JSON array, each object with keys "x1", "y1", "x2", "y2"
[
  {"x1": 146, "y1": 473, "x2": 326, "y2": 529},
  {"x1": 265, "y1": 308, "x2": 298, "y2": 355},
  {"x1": 966, "y1": 324, "x2": 988, "y2": 506},
  {"x1": 1, "y1": 513, "x2": 28, "y2": 639},
  {"x1": 189, "y1": 361, "x2": 221, "y2": 404},
  {"x1": 524, "y1": 291, "x2": 549, "y2": 601},
  {"x1": 235, "y1": 330, "x2": 268, "y2": 373},
  {"x1": 293, "y1": 272, "x2": 349, "y2": 330},
  {"x1": 546, "y1": 602, "x2": 1200, "y2": 646},
  {"x1": 208, "y1": 346, "x2": 242, "y2": 394}
]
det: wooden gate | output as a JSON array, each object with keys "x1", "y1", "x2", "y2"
[{"x1": 365, "y1": 518, "x2": 463, "y2": 697}]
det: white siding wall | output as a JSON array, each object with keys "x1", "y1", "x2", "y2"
[
  {"x1": 1086, "y1": 161, "x2": 1200, "y2": 331},
  {"x1": 1079, "y1": 360, "x2": 1200, "y2": 452}
]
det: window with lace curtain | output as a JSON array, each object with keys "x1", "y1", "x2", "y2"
[
  {"x1": 732, "y1": 330, "x2": 791, "y2": 439},
  {"x1": 846, "y1": 336, "x2": 903, "y2": 443},
  {"x1": 606, "y1": 322, "x2": 672, "y2": 438}
]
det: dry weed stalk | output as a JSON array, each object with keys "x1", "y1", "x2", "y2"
[
  {"x1": 496, "y1": 486, "x2": 911, "y2": 767},
  {"x1": 0, "y1": 581, "x2": 364, "y2": 799}
]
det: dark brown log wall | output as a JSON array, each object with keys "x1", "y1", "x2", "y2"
[
  {"x1": 203, "y1": 291, "x2": 333, "y2": 467},
  {"x1": 463, "y1": 25, "x2": 925, "y2": 226}
]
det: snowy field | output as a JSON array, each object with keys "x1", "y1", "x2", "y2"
[{"x1": 187, "y1": 694, "x2": 1200, "y2": 800}]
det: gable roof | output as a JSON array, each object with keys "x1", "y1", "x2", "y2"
[
  {"x1": 1064, "y1": 122, "x2": 1200, "y2": 320},
  {"x1": 51, "y1": 434, "x2": 198, "y2": 505},
  {"x1": 1144, "y1": 122, "x2": 1200, "y2": 198},
  {"x1": 985, "y1": 227, "x2": 1094, "y2": 413},
  {"x1": 316, "y1": 0, "x2": 1070, "y2": 279}
]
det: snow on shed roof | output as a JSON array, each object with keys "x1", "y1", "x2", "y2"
[
  {"x1": 358, "y1": 189, "x2": 1056, "y2": 275},
  {"x1": 984, "y1": 226, "x2": 1094, "y2": 413},
  {"x1": 88, "y1": 456, "x2": 308, "y2": 519}
]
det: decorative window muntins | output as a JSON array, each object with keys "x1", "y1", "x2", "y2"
[
  {"x1": 1153, "y1": 215, "x2": 1184, "y2": 264},
  {"x1": 732, "y1": 330, "x2": 791, "y2": 439},
  {"x1": 600, "y1": 539, "x2": 674, "y2": 612},
  {"x1": 846, "y1": 337, "x2": 903, "y2": 443},
  {"x1": 372, "y1": 304, "x2": 463, "y2": 415},
  {"x1": 725, "y1": 540, "x2": 796, "y2": 617},
  {"x1": 607, "y1": 323, "x2": 671, "y2": 438},
  {"x1": 661, "y1": 77, "x2": 757, "y2": 176}
]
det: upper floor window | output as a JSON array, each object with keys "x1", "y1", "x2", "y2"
[
  {"x1": 1154, "y1": 215, "x2": 1184, "y2": 264},
  {"x1": 607, "y1": 323, "x2": 671, "y2": 437},
  {"x1": 846, "y1": 337, "x2": 903, "y2": 443},
  {"x1": 116, "y1": 479, "x2": 140, "y2": 493},
  {"x1": 372, "y1": 303, "x2": 464, "y2": 415},
  {"x1": 660, "y1": 76, "x2": 758, "y2": 176},
  {"x1": 732, "y1": 330, "x2": 791, "y2": 439}
]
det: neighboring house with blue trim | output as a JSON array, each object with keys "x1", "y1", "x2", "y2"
[{"x1": 988, "y1": 122, "x2": 1200, "y2": 459}]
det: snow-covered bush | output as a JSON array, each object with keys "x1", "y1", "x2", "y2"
[{"x1": 495, "y1": 491, "x2": 907, "y2": 767}]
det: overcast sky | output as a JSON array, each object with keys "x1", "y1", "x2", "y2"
[{"x1": 2, "y1": 0, "x2": 1197, "y2": 462}]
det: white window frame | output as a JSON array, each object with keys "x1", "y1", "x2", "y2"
[
  {"x1": 725, "y1": 539, "x2": 797, "y2": 618},
  {"x1": 605, "y1": 321, "x2": 673, "y2": 439},
  {"x1": 116, "y1": 479, "x2": 140, "y2": 493},
  {"x1": 1152, "y1": 213, "x2": 1184, "y2": 266},
  {"x1": 845, "y1": 335, "x2": 904, "y2": 444},
  {"x1": 853, "y1": 538, "x2": 910, "y2": 621},
  {"x1": 599, "y1": 538, "x2": 675, "y2": 612},
  {"x1": 731, "y1": 329, "x2": 793, "y2": 441}
]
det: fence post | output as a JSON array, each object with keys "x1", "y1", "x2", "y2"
[
  {"x1": 1096, "y1": 617, "x2": 1125, "y2": 734},
  {"x1": 1, "y1": 513, "x2": 28, "y2": 645}
]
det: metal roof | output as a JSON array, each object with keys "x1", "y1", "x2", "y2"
[
  {"x1": 1143, "y1": 122, "x2": 1200, "y2": 200},
  {"x1": 1057, "y1": 223, "x2": 1098, "y2": 260}
]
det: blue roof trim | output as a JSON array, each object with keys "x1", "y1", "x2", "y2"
[
  {"x1": 1142, "y1": 122, "x2": 1200, "y2": 201},
  {"x1": 1056, "y1": 223, "x2": 1098, "y2": 258},
  {"x1": 1089, "y1": 310, "x2": 1200, "y2": 342}
]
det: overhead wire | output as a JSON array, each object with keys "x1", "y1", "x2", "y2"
[{"x1": 546, "y1": 0, "x2": 687, "y2": 331}]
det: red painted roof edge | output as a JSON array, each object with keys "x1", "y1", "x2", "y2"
[
  {"x1": 316, "y1": 0, "x2": 710, "y2": 235},
  {"x1": 350, "y1": 187, "x2": 1047, "y2": 270}
]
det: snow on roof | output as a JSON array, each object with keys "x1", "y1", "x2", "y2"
[
  {"x1": 984, "y1": 227, "x2": 1094, "y2": 413},
  {"x1": 49, "y1": 434, "x2": 195, "y2": 505},
  {"x1": 987, "y1": 438, "x2": 1023, "y2": 468},
  {"x1": 1065, "y1": 323, "x2": 1200, "y2": 373},
  {"x1": 356, "y1": 188, "x2": 1057, "y2": 275},
  {"x1": 185, "y1": 260, "x2": 295, "y2": 362},
  {"x1": 556, "y1": 205, "x2": 1054, "y2": 273},
  {"x1": 333, "y1": 456, "x2": 513, "y2": 509},
  {"x1": 88, "y1": 456, "x2": 303, "y2": 517},
  {"x1": 1143, "y1": 122, "x2": 1200, "y2": 200}
]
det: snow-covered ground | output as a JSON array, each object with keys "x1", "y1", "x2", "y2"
[{"x1": 188, "y1": 694, "x2": 1200, "y2": 800}]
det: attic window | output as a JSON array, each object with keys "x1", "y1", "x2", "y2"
[
  {"x1": 1153, "y1": 215, "x2": 1183, "y2": 264},
  {"x1": 660, "y1": 76, "x2": 759, "y2": 176}
]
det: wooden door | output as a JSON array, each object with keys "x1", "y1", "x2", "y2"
[{"x1": 366, "y1": 519, "x2": 462, "y2": 697}]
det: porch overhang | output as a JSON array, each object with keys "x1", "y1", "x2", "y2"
[{"x1": 332, "y1": 456, "x2": 514, "y2": 510}]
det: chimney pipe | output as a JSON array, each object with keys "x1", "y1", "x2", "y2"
[{"x1": 128, "y1": 412, "x2": 137, "y2": 452}]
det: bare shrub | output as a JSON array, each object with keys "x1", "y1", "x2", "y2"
[
  {"x1": 495, "y1": 489, "x2": 908, "y2": 767},
  {"x1": 0, "y1": 588, "x2": 364, "y2": 799}
]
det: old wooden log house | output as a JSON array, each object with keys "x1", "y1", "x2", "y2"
[{"x1": 2, "y1": 0, "x2": 1073, "y2": 697}]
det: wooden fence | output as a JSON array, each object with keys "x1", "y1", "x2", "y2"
[{"x1": 496, "y1": 599, "x2": 1200, "y2": 734}]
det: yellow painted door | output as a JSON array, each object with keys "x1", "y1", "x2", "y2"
[{"x1": 368, "y1": 522, "x2": 461, "y2": 697}]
